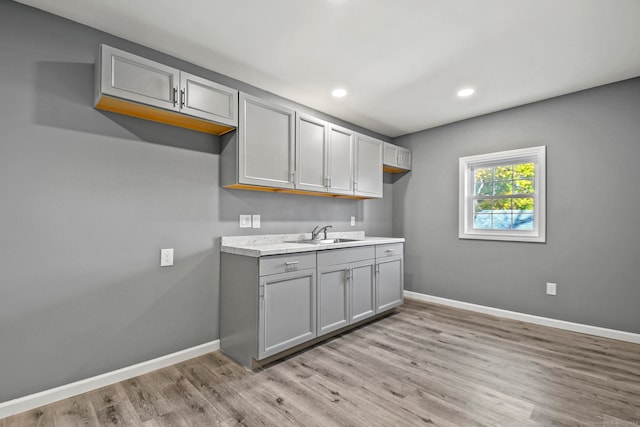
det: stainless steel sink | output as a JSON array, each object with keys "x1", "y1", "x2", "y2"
[{"x1": 286, "y1": 238, "x2": 360, "y2": 245}]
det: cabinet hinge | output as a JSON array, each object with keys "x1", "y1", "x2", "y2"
[
  {"x1": 259, "y1": 285, "x2": 265, "y2": 298},
  {"x1": 375, "y1": 263, "x2": 380, "y2": 274}
]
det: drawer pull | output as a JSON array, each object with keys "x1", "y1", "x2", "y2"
[
  {"x1": 386, "y1": 249, "x2": 396, "y2": 252},
  {"x1": 285, "y1": 261, "x2": 300, "y2": 265}
]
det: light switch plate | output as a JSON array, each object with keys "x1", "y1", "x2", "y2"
[
  {"x1": 160, "y1": 248, "x2": 174, "y2": 267},
  {"x1": 252, "y1": 214, "x2": 261, "y2": 228},
  {"x1": 239, "y1": 215, "x2": 252, "y2": 228},
  {"x1": 546, "y1": 282, "x2": 557, "y2": 295}
]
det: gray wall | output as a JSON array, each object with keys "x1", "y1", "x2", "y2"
[
  {"x1": 393, "y1": 77, "x2": 640, "y2": 334},
  {"x1": 0, "y1": 2, "x2": 394, "y2": 402}
]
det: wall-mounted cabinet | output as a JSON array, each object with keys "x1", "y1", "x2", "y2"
[
  {"x1": 383, "y1": 142, "x2": 412, "y2": 173},
  {"x1": 222, "y1": 95, "x2": 383, "y2": 199},
  {"x1": 295, "y1": 113, "x2": 355, "y2": 196},
  {"x1": 95, "y1": 44, "x2": 237, "y2": 135},
  {"x1": 355, "y1": 134, "x2": 384, "y2": 198}
]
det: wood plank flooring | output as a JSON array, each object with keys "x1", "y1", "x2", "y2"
[{"x1": 3, "y1": 299, "x2": 640, "y2": 426}]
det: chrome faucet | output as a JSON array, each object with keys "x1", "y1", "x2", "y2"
[{"x1": 311, "y1": 225, "x2": 333, "y2": 240}]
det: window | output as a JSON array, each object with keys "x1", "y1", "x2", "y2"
[{"x1": 459, "y1": 146, "x2": 546, "y2": 242}]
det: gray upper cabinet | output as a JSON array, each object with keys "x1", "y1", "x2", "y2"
[
  {"x1": 296, "y1": 113, "x2": 329, "y2": 192},
  {"x1": 295, "y1": 114, "x2": 355, "y2": 195},
  {"x1": 327, "y1": 124, "x2": 355, "y2": 195},
  {"x1": 354, "y1": 134, "x2": 384, "y2": 198},
  {"x1": 97, "y1": 44, "x2": 180, "y2": 112},
  {"x1": 179, "y1": 72, "x2": 237, "y2": 127},
  {"x1": 95, "y1": 44, "x2": 237, "y2": 135},
  {"x1": 239, "y1": 93, "x2": 296, "y2": 189},
  {"x1": 383, "y1": 142, "x2": 412, "y2": 173}
]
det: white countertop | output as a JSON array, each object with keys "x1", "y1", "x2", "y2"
[{"x1": 221, "y1": 231, "x2": 405, "y2": 257}]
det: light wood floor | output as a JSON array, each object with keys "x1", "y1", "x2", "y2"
[{"x1": 3, "y1": 299, "x2": 640, "y2": 426}]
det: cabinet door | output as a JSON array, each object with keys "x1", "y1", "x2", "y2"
[
  {"x1": 100, "y1": 45, "x2": 179, "y2": 112},
  {"x1": 295, "y1": 113, "x2": 328, "y2": 192},
  {"x1": 259, "y1": 269, "x2": 316, "y2": 359},
  {"x1": 179, "y1": 72, "x2": 237, "y2": 127},
  {"x1": 397, "y1": 147, "x2": 412, "y2": 170},
  {"x1": 350, "y1": 259, "x2": 376, "y2": 323},
  {"x1": 327, "y1": 125, "x2": 355, "y2": 195},
  {"x1": 317, "y1": 264, "x2": 350, "y2": 336},
  {"x1": 354, "y1": 134, "x2": 383, "y2": 198},
  {"x1": 376, "y1": 256, "x2": 403, "y2": 313},
  {"x1": 384, "y1": 142, "x2": 398, "y2": 167},
  {"x1": 239, "y1": 93, "x2": 295, "y2": 189}
]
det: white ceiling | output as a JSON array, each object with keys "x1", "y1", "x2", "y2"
[{"x1": 16, "y1": 0, "x2": 640, "y2": 138}]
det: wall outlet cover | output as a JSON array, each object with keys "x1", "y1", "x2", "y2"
[
  {"x1": 546, "y1": 282, "x2": 557, "y2": 296},
  {"x1": 252, "y1": 214, "x2": 261, "y2": 228},
  {"x1": 239, "y1": 215, "x2": 252, "y2": 228},
  {"x1": 350, "y1": 216, "x2": 356, "y2": 226},
  {"x1": 160, "y1": 248, "x2": 174, "y2": 267}
]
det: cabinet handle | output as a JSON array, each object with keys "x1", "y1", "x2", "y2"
[
  {"x1": 386, "y1": 249, "x2": 396, "y2": 252},
  {"x1": 180, "y1": 89, "x2": 185, "y2": 108},
  {"x1": 172, "y1": 88, "x2": 178, "y2": 107},
  {"x1": 285, "y1": 261, "x2": 300, "y2": 265}
]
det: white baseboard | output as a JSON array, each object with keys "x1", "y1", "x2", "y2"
[
  {"x1": 0, "y1": 340, "x2": 220, "y2": 420},
  {"x1": 404, "y1": 291, "x2": 640, "y2": 345}
]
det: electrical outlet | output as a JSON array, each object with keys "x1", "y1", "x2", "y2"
[
  {"x1": 239, "y1": 215, "x2": 252, "y2": 228},
  {"x1": 160, "y1": 248, "x2": 174, "y2": 267},
  {"x1": 350, "y1": 216, "x2": 356, "y2": 226},
  {"x1": 252, "y1": 214, "x2": 261, "y2": 228},
  {"x1": 546, "y1": 282, "x2": 557, "y2": 296}
]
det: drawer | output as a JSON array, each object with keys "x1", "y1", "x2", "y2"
[
  {"x1": 260, "y1": 252, "x2": 316, "y2": 276},
  {"x1": 317, "y1": 246, "x2": 375, "y2": 267},
  {"x1": 376, "y1": 243, "x2": 403, "y2": 258}
]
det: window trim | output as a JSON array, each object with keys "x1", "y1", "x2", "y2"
[{"x1": 459, "y1": 146, "x2": 546, "y2": 243}]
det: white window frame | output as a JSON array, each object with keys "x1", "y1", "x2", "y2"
[{"x1": 459, "y1": 146, "x2": 546, "y2": 243}]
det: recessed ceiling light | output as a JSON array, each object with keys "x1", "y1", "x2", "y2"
[
  {"x1": 457, "y1": 88, "x2": 475, "y2": 98},
  {"x1": 332, "y1": 88, "x2": 347, "y2": 98}
]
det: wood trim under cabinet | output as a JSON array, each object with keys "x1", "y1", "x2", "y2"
[
  {"x1": 223, "y1": 183, "x2": 371, "y2": 199},
  {"x1": 95, "y1": 95, "x2": 235, "y2": 136}
]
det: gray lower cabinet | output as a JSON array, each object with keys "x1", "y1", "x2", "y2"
[
  {"x1": 317, "y1": 263, "x2": 350, "y2": 335},
  {"x1": 259, "y1": 268, "x2": 317, "y2": 359},
  {"x1": 221, "y1": 243, "x2": 403, "y2": 368},
  {"x1": 220, "y1": 252, "x2": 316, "y2": 367},
  {"x1": 376, "y1": 244, "x2": 404, "y2": 312},
  {"x1": 95, "y1": 44, "x2": 237, "y2": 134},
  {"x1": 317, "y1": 246, "x2": 376, "y2": 337},
  {"x1": 354, "y1": 133, "x2": 384, "y2": 198}
]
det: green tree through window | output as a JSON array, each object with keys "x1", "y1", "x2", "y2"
[{"x1": 473, "y1": 162, "x2": 535, "y2": 230}]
